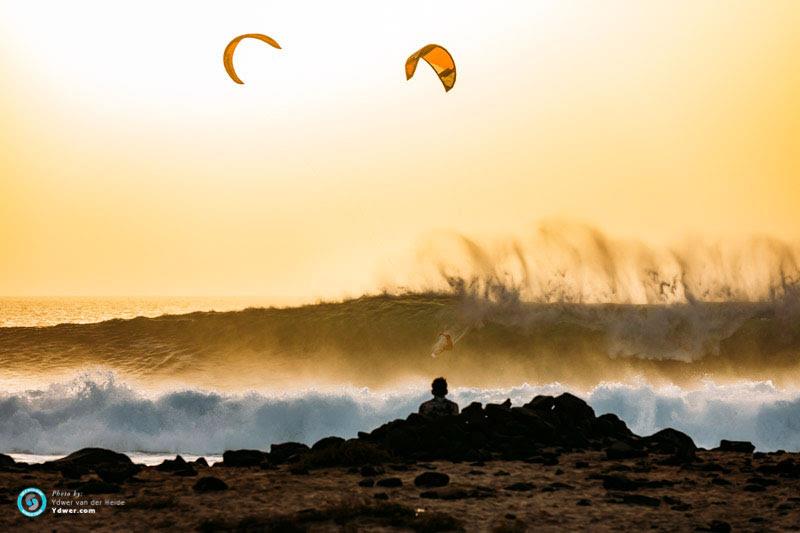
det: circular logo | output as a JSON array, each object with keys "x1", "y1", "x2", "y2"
[{"x1": 17, "y1": 488, "x2": 47, "y2": 517}]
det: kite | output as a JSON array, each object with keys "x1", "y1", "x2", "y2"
[
  {"x1": 223, "y1": 33, "x2": 281, "y2": 84},
  {"x1": 405, "y1": 44, "x2": 456, "y2": 92}
]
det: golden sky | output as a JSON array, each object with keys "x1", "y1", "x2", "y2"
[{"x1": 1, "y1": 1, "x2": 798, "y2": 300}]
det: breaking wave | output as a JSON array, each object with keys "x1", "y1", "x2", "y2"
[
  {"x1": 2, "y1": 374, "x2": 799, "y2": 455},
  {"x1": 1, "y1": 293, "x2": 798, "y2": 389}
]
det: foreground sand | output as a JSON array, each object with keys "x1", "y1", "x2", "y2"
[{"x1": 2, "y1": 450, "x2": 799, "y2": 532}]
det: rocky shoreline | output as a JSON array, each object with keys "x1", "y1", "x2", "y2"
[{"x1": 2, "y1": 393, "x2": 799, "y2": 531}]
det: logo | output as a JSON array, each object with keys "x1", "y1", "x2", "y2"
[{"x1": 17, "y1": 488, "x2": 47, "y2": 517}]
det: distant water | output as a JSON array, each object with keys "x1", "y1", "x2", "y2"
[{"x1": 0, "y1": 296, "x2": 271, "y2": 327}]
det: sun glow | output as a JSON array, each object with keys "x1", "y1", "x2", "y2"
[{"x1": 1, "y1": 0, "x2": 798, "y2": 299}]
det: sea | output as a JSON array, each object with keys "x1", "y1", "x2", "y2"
[{"x1": 1, "y1": 293, "x2": 799, "y2": 460}]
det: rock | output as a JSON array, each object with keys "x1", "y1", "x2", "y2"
[
  {"x1": 575, "y1": 461, "x2": 590, "y2": 469},
  {"x1": 222, "y1": 449, "x2": 269, "y2": 467},
  {"x1": 459, "y1": 402, "x2": 484, "y2": 423},
  {"x1": 419, "y1": 489, "x2": 469, "y2": 500},
  {"x1": 360, "y1": 465, "x2": 384, "y2": 477},
  {"x1": 156, "y1": 455, "x2": 188, "y2": 472},
  {"x1": 699, "y1": 520, "x2": 731, "y2": 532},
  {"x1": 494, "y1": 470, "x2": 511, "y2": 476},
  {"x1": 743, "y1": 484, "x2": 766, "y2": 492},
  {"x1": 715, "y1": 440, "x2": 755, "y2": 454},
  {"x1": 0, "y1": 454, "x2": 16, "y2": 469},
  {"x1": 290, "y1": 466, "x2": 310, "y2": 475},
  {"x1": 577, "y1": 499, "x2": 592, "y2": 506},
  {"x1": 746, "y1": 476, "x2": 778, "y2": 487},
  {"x1": 552, "y1": 393, "x2": 595, "y2": 425},
  {"x1": 174, "y1": 466, "x2": 198, "y2": 477},
  {"x1": 644, "y1": 428, "x2": 697, "y2": 458},
  {"x1": 96, "y1": 464, "x2": 138, "y2": 483},
  {"x1": 711, "y1": 477, "x2": 731, "y2": 486},
  {"x1": 373, "y1": 492, "x2": 389, "y2": 500},
  {"x1": 44, "y1": 448, "x2": 137, "y2": 481},
  {"x1": 358, "y1": 479, "x2": 375, "y2": 487},
  {"x1": 193, "y1": 476, "x2": 228, "y2": 492},
  {"x1": 269, "y1": 442, "x2": 309, "y2": 464},
  {"x1": 523, "y1": 395, "x2": 555, "y2": 412},
  {"x1": 542, "y1": 482, "x2": 573, "y2": 492},
  {"x1": 505, "y1": 482, "x2": 535, "y2": 492},
  {"x1": 311, "y1": 436, "x2": 345, "y2": 451},
  {"x1": 593, "y1": 413, "x2": 634, "y2": 439},
  {"x1": 757, "y1": 458, "x2": 799, "y2": 477},
  {"x1": 605, "y1": 440, "x2": 647, "y2": 460},
  {"x1": 376, "y1": 477, "x2": 402, "y2": 488},
  {"x1": 44, "y1": 448, "x2": 133, "y2": 475},
  {"x1": 194, "y1": 457, "x2": 209, "y2": 467},
  {"x1": 414, "y1": 471, "x2": 450, "y2": 488}
]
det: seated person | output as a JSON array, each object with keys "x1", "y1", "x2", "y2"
[{"x1": 418, "y1": 377, "x2": 460, "y2": 417}]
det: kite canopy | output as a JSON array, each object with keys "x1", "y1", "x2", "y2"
[
  {"x1": 405, "y1": 44, "x2": 456, "y2": 92},
  {"x1": 223, "y1": 33, "x2": 281, "y2": 84}
]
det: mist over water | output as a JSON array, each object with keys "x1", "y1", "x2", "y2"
[{"x1": 399, "y1": 221, "x2": 800, "y2": 305}]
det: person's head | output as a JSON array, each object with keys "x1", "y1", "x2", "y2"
[{"x1": 431, "y1": 377, "x2": 448, "y2": 398}]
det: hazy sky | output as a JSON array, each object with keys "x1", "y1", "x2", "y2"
[{"x1": 1, "y1": 1, "x2": 798, "y2": 300}]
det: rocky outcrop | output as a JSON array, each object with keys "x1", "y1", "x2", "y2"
[
  {"x1": 352, "y1": 393, "x2": 695, "y2": 464},
  {"x1": 38, "y1": 447, "x2": 139, "y2": 481},
  {"x1": 715, "y1": 440, "x2": 755, "y2": 454}
]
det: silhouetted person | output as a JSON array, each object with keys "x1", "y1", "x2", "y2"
[{"x1": 418, "y1": 377, "x2": 459, "y2": 417}]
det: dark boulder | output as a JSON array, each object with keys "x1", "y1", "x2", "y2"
[
  {"x1": 270, "y1": 442, "x2": 309, "y2": 464},
  {"x1": 601, "y1": 475, "x2": 642, "y2": 491},
  {"x1": 156, "y1": 455, "x2": 188, "y2": 472},
  {"x1": 505, "y1": 482, "x2": 536, "y2": 492},
  {"x1": 222, "y1": 449, "x2": 269, "y2": 467},
  {"x1": 643, "y1": 428, "x2": 696, "y2": 458},
  {"x1": 552, "y1": 393, "x2": 595, "y2": 426},
  {"x1": 45, "y1": 448, "x2": 133, "y2": 471},
  {"x1": 715, "y1": 440, "x2": 755, "y2": 454},
  {"x1": 605, "y1": 440, "x2": 647, "y2": 460},
  {"x1": 523, "y1": 395, "x2": 555, "y2": 413},
  {"x1": 0, "y1": 454, "x2": 16, "y2": 469},
  {"x1": 414, "y1": 471, "x2": 450, "y2": 488},
  {"x1": 174, "y1": 466, "x2": 198, "y2": 477},
  {"x1": 376, "y1": 477, "x2": 403, "y2": 488},
  {"x1": 311, "y1": 436, "x2": 345, "y2": 452},
  {"x1": 194, "y1": 457, "x2": 209, "y2": 467},
  {"x1": 360, "y1": 465, "x2": 384, "y2": 477},
  {"x1": 593, "y1": 413, "x2": 634, "y2": 440},
  {"x1": 194, "y1": 476, "x2": 229, "y2": 492},
  {"x1": 459, "y1": 402, "x2": 484, "y2": 423},
  {"x1": 96, "y1": 464, "x2": 139, "y2": 483},
  {"x1": 43, "y1": 448, "x2": 137, "y2": 480}
]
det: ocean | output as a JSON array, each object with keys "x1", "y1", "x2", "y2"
[{"x1": 1, "y1": 293, "x2": 799, "y2": 457}]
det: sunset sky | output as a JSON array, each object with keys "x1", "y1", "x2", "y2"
[{"x1": 1, "y1": 1, "x2": 798, "y2": 301}]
